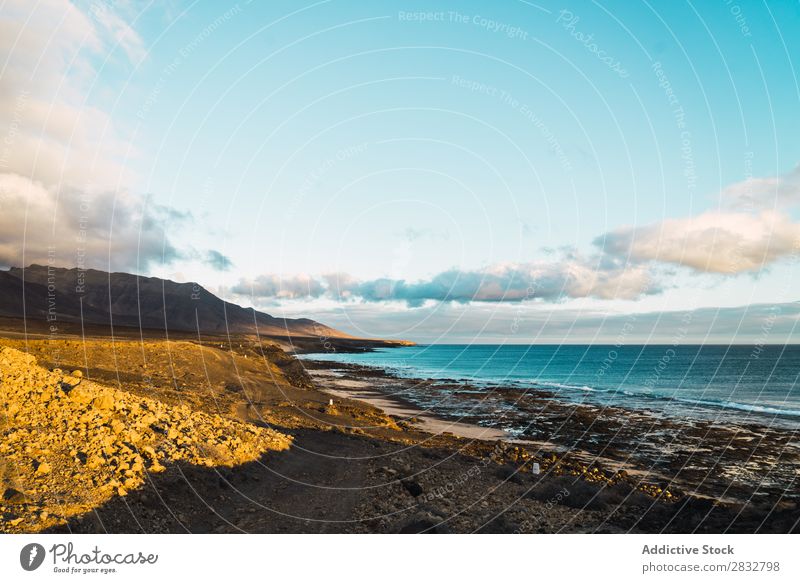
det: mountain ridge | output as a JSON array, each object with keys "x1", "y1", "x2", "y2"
[{"x1": 0, "y1": 264, "x2": 351, "y2": 339}]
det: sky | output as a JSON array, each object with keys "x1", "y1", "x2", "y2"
[{"x1": 1, "y1": 0, "x2": 799, "y2": 343}]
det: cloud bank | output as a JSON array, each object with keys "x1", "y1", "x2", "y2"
[
  {"x1": 234, "y1": 254, "x2": 658, "y2": 305},
  {"x1": 238, "y1": 165, "x2": 800, "y2": 305},
  {"x1": 0, "y1": 0, "x2": 138, "y2": 189},
  {"x1": 598, "y1": 210, "x2": 800, "y2": 274},
  {"x1": 280, "y1": 300, "x2": 800, "y2": 345},
  {"x1": 0, "y1": 174, "x2": 182, "y2": 271},
  {"x1": 596, "y1": 164, "x2": 800, "y2": 275},
  {"x1": 205, "y1": 250, "x2": 235, "y2": 271},
  {"x1": 0, "y1": 0, "x2": 193, "y2": 272}
]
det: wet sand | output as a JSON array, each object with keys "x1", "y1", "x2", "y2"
[{"x1": 313, "y1": 369, "x2": 511, "y2": 441}]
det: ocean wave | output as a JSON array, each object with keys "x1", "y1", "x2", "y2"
[
  {"x1": 669, "y1": 396, "x2": 800, "y2": 418},
  {"x1": 526, "y1": 379, "x2": 597, "y2": 392},
  {"x1": 308, "y1": 354, "x2": 800, "y2": 420},
  {"x1": 522, "y1": 379, "x2": 800, "y2": 418}
]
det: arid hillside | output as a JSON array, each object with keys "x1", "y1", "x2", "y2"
[
  {"x1": 0, "y1": 334, "x2": 426, "y2": 533},
  {"x1": 0, "y1": 346, "x2": 291, "y2": 532}
]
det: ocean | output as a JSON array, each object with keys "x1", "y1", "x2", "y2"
[{"x1": 303, "y1": 344, "x2": 800, "y2": 428}]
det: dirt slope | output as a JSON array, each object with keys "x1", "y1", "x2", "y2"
[{"x1": 0, "y1": 347, "x2": 291, "y2": 532}]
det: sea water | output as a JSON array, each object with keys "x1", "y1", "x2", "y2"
[{"x1": 304, "y1": 344, "x2": 800, "y2": 428}]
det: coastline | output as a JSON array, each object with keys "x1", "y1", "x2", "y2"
[
  {"x1": 3, "y1": 330, "x2": 797, "y2": 534},
  {"x1": 301, "y1": 357, "x2": 800, "y2": 507},
  {"x1": 308, "y1": 364, "x2": 680, "y2": 491},
  {"x1": 311, "y1": 368, "x2": 512, "y2": 442}
]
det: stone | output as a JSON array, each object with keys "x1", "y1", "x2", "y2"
[
  {"x1": 92, "y1": 394, "x2": 115, "y2": 410},
  {"x1": 87, "y1": 455, "x2": 104, "y2": 469},
  {"x1": 2, "y1": 487, "x2": 26, "y2": 504},
  {"x1": 401, "y1": 479, "x2": 423, "y2": 497},
  {"x1": 69, "y1": 387, "x2": 94, "y2": 406},
  {"x1": 397, "y1": 512, "x2": 447, "y2": 534},
  {"x1": 0, "y1": 346, "x2": 292, "y2": 531}
]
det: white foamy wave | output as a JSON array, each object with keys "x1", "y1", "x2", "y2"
[
  {"x1": 672, "y1": 396, "x2": 800, "y2": 417},
  {"x1": 527, "y1": 379, "x2": 596, "y2": 392}
]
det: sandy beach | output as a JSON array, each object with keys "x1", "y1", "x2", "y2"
[{"x1": 310, "y1": 369, "x2": 512, "y2": 441}]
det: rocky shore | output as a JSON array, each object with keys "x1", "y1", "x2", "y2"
[
  {"x1": 303, "y1": 358, "x2": 800, "y2": 529},
  {"x1": 1, "y1": 333, "x2": 797, "y2": 534}
]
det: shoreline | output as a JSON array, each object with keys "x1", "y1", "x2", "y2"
[
  {"x1": 301, "y1": 351, "x2": 800, "y2": 430},
  {"x1": 309, "y1": 366, "x2": 684, "y2": 490},
  {"x1": 301, "y1": 357, "x2": 800, "y2": 506},
  {"x1": 3, "y1": 333, "x2": 797, "y2": 533},
  {"x1": 313, "y1": 369, "x2": 511, "y2": 442}
]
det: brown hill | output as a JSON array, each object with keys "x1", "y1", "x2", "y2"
[
  {"x1": 0, "y1": 265, "x2": 349, "y2": 339},
  {"x1": 0, "y1": 346, "x2": 291, "y2": 532}
]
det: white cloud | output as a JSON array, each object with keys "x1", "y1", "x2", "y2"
[
  {"x1": 598, "y1": 166, "x2": 800, "y2": 275},
  {"x1": 276, "y1": 300, "x2": 800, "y2": 344},
  {"x1": 233, "y1": 255, "x2": 658, "y2": 305},
  {"x1": 721, "y1": 164, "x2": 800, "y2": 210},
  {"x1": 599, "y1": 210, "x2": 800, "y2": 274},
  {"x1": 0, "y1": 173, "x2": 181, "y2": 271},
  {"x1": 0, "y1": 0, "x2": 144, "y2": 190},
  {"x1": 204, "y1": 249, "x2": 234, "y2": 271},
  {"x1": 0, "y1": 1, "x2": 187, "y2": 272},
  {"x1": 233, "y1": 273, "x2": 326, "y2": 300}
]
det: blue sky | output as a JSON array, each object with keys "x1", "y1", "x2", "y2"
[{"x1": 2, "y1": 0, "x2": 799, "y2": 342}]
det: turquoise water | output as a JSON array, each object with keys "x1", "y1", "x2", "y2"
[{"x1": 304, "y1": 344, "x2": 800, "y2": 425}]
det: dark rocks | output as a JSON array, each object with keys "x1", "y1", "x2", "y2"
[
  {"x1": 396, "y1": 512, "x2": 447, "y2": 533},
  {"x1": 495, "y1": 464, "x2": 525, "y2": 484},
  {"x1": 401, "y1": 479, "x2": 423, "y2": 497},
  {"x1": 2, "y1": 487, "x2": 26, "y2": 504}
]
